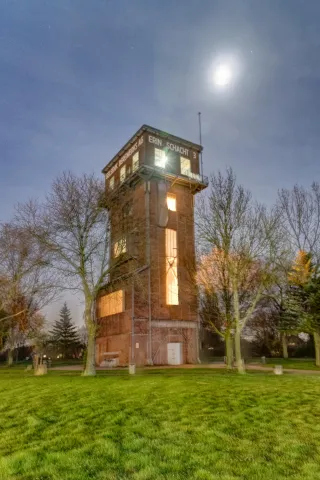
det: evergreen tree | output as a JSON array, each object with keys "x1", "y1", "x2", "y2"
[
  {"x1": 279, "y1": 251, "x2": 312, "y2": 357},
  {"x1": 281, "y1": 250, "x2": 312, "y2": 331},
  {"x1": 50, "y1": 303, "x2": 80, "y2": 358},
  {"x1": 303, "y1": 273, "x2": 320, "y2": 366},
  {"x1": 282, "y1": 251, "x2": 320, "y2": 366}
]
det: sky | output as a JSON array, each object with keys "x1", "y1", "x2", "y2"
[{"x1": 1, "y1": 0, "x2": 320, "y2": 324}]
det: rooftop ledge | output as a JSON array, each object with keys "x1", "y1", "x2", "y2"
[{"x1": 106, "y1": 164, "x2": 209, "y2": 195}]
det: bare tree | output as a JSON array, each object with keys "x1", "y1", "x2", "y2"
[
  {"x1": 278, "y1": 183, "x2": 320, "y2": 260},
  {"x1": 0, "y1": 223, "x2": 54, "y2": 365},
  {"x1": 16, "y1": 172, "x2": 112, "y2": 376},
  {"x1": 196, "y1": 249, "x2": 234, "y2": 369},
  {"x1": 197, "y1": 168, "x2": 282, "y2": 373}
]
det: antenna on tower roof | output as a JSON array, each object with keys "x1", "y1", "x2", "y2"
[{"x1": 198, "y1": 112, "x2": 203, "y2": 179}]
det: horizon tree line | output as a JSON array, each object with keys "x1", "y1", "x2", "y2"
[{"x1": 0, "y1": 168, "x2": 320, "y2": 374}]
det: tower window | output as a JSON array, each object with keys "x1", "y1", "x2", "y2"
[
  {"x1": 120, "y1": 165, "x2": 126, "y2": 183},
  {"x1": 132, "y1": 152, "x2": 139, "y2": 172},
  {"x1": 155, "y1": 148, "x2": 166, "y2": 168},
  {"x1": 180, "y1": 157, "x2": 191, "y2": 176},
  {"x1": 113, "y1": 236, "x2": 127, "y2": 257},
  {"x1": 98, "y1": 290, "x2": 124, "y2": 317},
  {"x1": 165, "y1": 229, "x2": 179, "y2": 305},
  {"x1": 167, "y1": 193, "x2": 176, "y2": 212},
  {"x1": 109, "y1": 176, "x2": 115, "y2": 190}
]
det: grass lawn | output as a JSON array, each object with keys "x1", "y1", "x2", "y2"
[
  {"x1": 1, "y1": 369, "x2": 320, "y2": 479},
  {"x1": 246, "y1": 357, "x2": 320, "y2": 370}
]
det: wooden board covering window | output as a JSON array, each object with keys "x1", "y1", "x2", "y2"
[{"x1": 98, "y1": 290, "x2": 124, "y2": 317}]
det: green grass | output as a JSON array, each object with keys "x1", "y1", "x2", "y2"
[
  {"x1": 1, "y1": 369, "x2": 320, "y2": 479},
  {"x1": 247, "y1": 357, "x2": 320, "y2": 370}
]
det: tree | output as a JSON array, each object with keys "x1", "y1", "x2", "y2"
[
  {"x1": 246, "y1": 297, "x2": 282, "y2": 357},
  {"x1": 197, "y1": 168, "x2": 282, "y2": 373},
  {"x1": 278, "y1": 183, "x2": 320, "y2": 261},
  {"x1": 197, "y1": 248, "x2": 235, "y2": 369},
  {"x1": 50, "y1": 303, "x2": 80, "y2": 358},
  {"x1": 0, "y1": 224, "x2": 53, "y2": 365},
  {"x1": 29, "y1": 329, "x2": 50, "y2": 375},
  {"x1": 277, "y1": 184, "x2": 320, "y2": 365},
  {"x1": 288, "y1": 250, "x2": 312, "y2": 286},
  {"x1": 280, "y1": 249, "x2": 320, "y2": 366},
  {"x1": 268, "y1": 254, "x2": 303, "y2": 358},
  {"x1": 304, "y1": 273, "x2": 320, "y2": 366},
  {"x1": 17, "y1": 172, "x2": 112, "y2": 376},
  {"x1": 77, "y1": 325, "x2": 88, "y2": 348},
  {"x1": 2, "y1": 296, "x2": 44, "y2": 366}
]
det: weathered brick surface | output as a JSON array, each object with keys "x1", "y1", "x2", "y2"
[{"x1": 97, "y1": 129, "x2": 205, "y2": 366}]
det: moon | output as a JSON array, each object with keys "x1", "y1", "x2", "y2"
[{"x1": 214, "y1": 64, "x2": 232, "y2": 87}]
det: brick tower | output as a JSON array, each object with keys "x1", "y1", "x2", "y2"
[{"x1": 96, "y1": 125, "x2": 208, "y2": 366}]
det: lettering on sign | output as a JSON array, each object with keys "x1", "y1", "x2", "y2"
[
  {"x1": 148, "y1": 135, "x2": 189, "y2": 157},
  {"x1": 105, "y1": 136, "x2": 144, "y2": 179}
]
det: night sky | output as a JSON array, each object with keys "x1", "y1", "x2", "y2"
[{"x1": 1, "y1": 0, "x2": 320, "y2": 321}]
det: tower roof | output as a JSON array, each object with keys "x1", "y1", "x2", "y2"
[{"x1": 102, "y1": 125, "x2": 202, "y2": 174}]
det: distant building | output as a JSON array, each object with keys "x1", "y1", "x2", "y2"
[{"x1": 96, "y1": 125, "x2": 208, "y2": 366}]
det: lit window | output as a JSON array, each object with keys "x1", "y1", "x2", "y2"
[
  {"x1": 155, "y1": 148, "x2": 166, "y2": 168},
  {"x1": 166, "y1": 229, "x2": 179, "y2": 305},
  {"x1": 120, "y1": 165, "x2": 126, "y2": 183},
  {"x1": 114, "y1": 237, "x2": 126, "y2": 257},
  {"x1": 109, "y1": 176, "x2": 115, "y2": 190},
  {"x1": 133, "y1": 152, "x2": 139, "y2": 172},
  {"x1": 167, "y1": 193, "x2": 176, "y2": 212},
  {"x1": 98, "y1": 290, "x2": 124, "y2": 317},
  {"x1": 180, "y1": 157, "x2": 191, "y2": 176}
]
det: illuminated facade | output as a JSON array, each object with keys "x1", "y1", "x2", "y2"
[{"x1": 96, "y1": 125, "x2": 208, "y2": 366}]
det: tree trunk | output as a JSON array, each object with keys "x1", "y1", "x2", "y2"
[
  {"x1": 313, "y1": 332, "x2": 320, "y2": 367},
  {"x1": 7, "y1": 348, "x2": 14, "y2": 367},
  {"x1": 83, "y1": 299, "x2": 96, "y2": 376},
  {"x1": 234, "y1": 326, "x2": 245, "y2": 374},
  {"x1": 225, "y1": 331, "x2": 233, "y2": 370},
  {"x1": 282, "y1": 333, "x2": 288, "y2": 359}
]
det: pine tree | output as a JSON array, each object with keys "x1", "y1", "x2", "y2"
[
  {"x1": 282, "y1": 251, "x2": 320, "y2": 366},
  {"x1": 303, "y1": 273, "x2": 320, "y2": 366},
  {"x1": 50, "y1": 303, "x2": 80, "y2": 358},
  {"x1": 282, "y1": 250, "x2": 312, "y2": 327},
  {"x1": 279, "y1": 251, "x2": 312, "y2": 357}
]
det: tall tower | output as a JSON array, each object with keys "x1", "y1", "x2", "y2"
[{"x1": 96, "y1": 125, "x2": 208, "y2": 366}]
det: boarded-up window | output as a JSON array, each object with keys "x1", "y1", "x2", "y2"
[
  {"x1": 98, "y1": 290, "x2": 124, "y2": 317},
  {"x1": 166, "y1": 229, "x2": 179, "y2": 305},
  {"x1": 167, "y1": 193, "x2": 176, "y2": 212}
]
